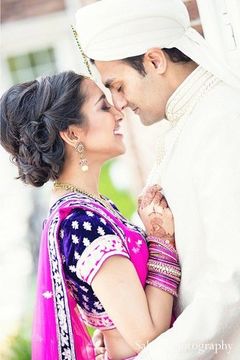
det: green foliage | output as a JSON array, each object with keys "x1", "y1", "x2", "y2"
[
  {"x1": 99, "y1": 160, "x2": 136, "y2": 219},
  {"x1": 0, "y1": 322, "x2": 31, "y2": 360}
]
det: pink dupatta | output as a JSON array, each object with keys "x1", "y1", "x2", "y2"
[{"x1": 32, "y1": 195, "x2": 95, "y2": 360}]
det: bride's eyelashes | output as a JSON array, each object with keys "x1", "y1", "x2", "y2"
[{"x1": 101, "y1": 100, "x2": 111, "y2": 112}]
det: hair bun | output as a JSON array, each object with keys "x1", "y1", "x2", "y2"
[{"x1": 0, "y1": 71, "x2": 86, "y2": 187}]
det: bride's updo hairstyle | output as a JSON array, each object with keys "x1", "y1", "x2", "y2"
[{"x1": 0, "y1": 71, "x2": 86, "y2": 187}]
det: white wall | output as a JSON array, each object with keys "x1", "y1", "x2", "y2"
[{"x1": 197, "y1": 0, "x2": 240, "y2": 74}]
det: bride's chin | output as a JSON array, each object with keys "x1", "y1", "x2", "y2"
[
  {"x1": 112, "y1": 146, "x2": 126, "y2": 157},
  {"x1": 118, "y1": 144, "x2": 126, "y2": 155}
]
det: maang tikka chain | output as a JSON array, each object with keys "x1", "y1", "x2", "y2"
[{"x1": 71, "y1": 25, "x2": 93, "y2": 79}]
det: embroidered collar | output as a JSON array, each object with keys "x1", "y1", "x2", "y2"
[{"x1": 165, "y1": 66, "x2": 219, "y2": 123}]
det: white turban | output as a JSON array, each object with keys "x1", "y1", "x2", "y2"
[{"x1": 76, "y1": 0, "x2": 240, "y2": 89}]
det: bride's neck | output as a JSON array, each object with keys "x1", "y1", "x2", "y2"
[{"x1": 56, "y1": 161, "x2": 101, "y2": 197}]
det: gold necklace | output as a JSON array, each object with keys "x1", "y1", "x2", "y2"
[{"x1": 53, "y1": 181, "x2": 122, "y2": 218}]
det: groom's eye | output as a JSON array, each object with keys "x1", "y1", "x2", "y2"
[{"x1": 117, "y1": 86, "x2": 122, "y2": 92}]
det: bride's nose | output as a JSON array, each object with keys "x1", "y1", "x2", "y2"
[{"x1": 112, "y1": 106, "x2": 124, "y2": 121}]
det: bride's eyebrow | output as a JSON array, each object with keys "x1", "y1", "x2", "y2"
[{"x1": 95, "y1": 94, "x2": 106, "y2": 105}]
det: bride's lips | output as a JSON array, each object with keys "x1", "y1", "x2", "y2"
[{"x1": 113, "y1": 123, "x2": 123, "y2": 136}]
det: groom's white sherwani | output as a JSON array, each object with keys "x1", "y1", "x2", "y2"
[{"x1": 139, "y1": 67, "x2": 240, "y2": 359}]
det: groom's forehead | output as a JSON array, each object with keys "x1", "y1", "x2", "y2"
[
  {"x1": 95, "y1": 60, "x2": 131, "y2": 84},
  {"x1": 95, "y1": 60, "x2": 123, "y2": 84}
]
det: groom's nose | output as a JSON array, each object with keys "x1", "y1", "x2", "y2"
[{"x1": 112, "y1": 92, "x2": 128, "y2": 112}]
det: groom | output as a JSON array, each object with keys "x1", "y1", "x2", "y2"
[{"x1": 76, "y1": 0, "x2": 240, "y2": 359}]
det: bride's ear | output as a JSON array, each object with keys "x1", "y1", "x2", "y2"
[{"x1": 59, "y1": 125, "x2": 84, "y2": 147}]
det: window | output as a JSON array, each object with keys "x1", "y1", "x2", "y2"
[{"x1": 7, "y1": 47, "x2": 57, "y2": 84}]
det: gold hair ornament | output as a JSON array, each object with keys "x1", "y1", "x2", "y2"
[{"x1": 71, "y1": 25, "x2": 93, "y2": 78}]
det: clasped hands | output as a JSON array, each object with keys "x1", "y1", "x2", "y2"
[{"x1": 138, "y1": 184, "x2": 175, "y2": 247}]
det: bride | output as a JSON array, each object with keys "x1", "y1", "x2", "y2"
[{"x1": 0, "y1": 70, "x2": 180, "y2": 360}]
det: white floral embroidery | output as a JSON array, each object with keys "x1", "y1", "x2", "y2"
[
  {"x1": 82, "y1": 255, "x2": 95, "y2": 272},
  {"x1": 83, "y1": 221, "x2": 92, "y2": 231},
  {"x1": 103, "y1": 318, "x2": 113, "y2": 327},
  {"x1": 69, "y1": 265, "x2": 76, "y2": 273},
  {"x1": 91, "y1": 308, "x2": 99, "y2": 315},
  {"x1": 100, "y1": 218, "x2": 107, "y2": 225},
  {"x1": 74, "y1": 251, "x2": 80, "y2": 260},
  {"x1": 86, "y1": 211, "x2": 94, "y2": 217},
  {"x1": 76, "y1": 235, "x2": 129, "y2": 283},
  {"x1": 71, "y1": 234, "x2": 79, "y2": 244},
  {"x1": 42, "y1": 291, "x2": 53, "y2": 299},
  {"x1": 115, "y1": 241, "x2": 124, "y2": 252},
  {"x1": 82, "y1": 294, "x2": 89, "y2": 302},
  {"x1": 80, "y1": 285, "x2": 89, "y2": 293},
  {"x1": 83, "y1": 237, "x2": 90, "y2": 247},
  {"x1": 61, "y1": 335, "x2": 70, "y2": 348},
  {"x1": 97, "y1": 226, "x2": 105, "y2": 236},
  {"x1": 62, "y1": 349, "x2": 72, "y2": 360},
  {"x1": 71, "y1": 220, "x2": 79, "y2": 230},
  {"x1": 83, "y1": 302, "x2": 90, "y2": 311},
  {"x1": 94, "y1": 301, "x2": 103, "y2": 310},
  {"x1": 60, "y1": 229, "x2": 64, "y2": 239},
  {"x1": 79, "y1": 307, "x2": 115, "y2": 330}
]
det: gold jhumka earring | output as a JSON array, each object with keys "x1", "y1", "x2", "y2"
[{"x1": 75, "y1": 142, "x2": 89, "y2": 172}]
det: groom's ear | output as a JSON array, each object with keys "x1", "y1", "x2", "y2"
[{"x1": 144, "y1": 48, "x2": 167, "y2": 75}]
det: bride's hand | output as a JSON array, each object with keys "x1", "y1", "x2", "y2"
[
  {"x1": 138, "y1": 185, "x2": 175, "y2": 246},
  {"x1": 92, "y1": 329, "x2": 105, "y2": 359}
]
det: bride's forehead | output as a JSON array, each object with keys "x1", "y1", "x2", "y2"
[
  {"x1": 82, "y1": 79, "x2": 105, "y2": 105},
  {"x1": 83, "y1": 78, "x2": 102, "y2": 94}
]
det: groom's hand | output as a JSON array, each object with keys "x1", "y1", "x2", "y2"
[{"x1": 92, "y1": 329, "x2": 106, "y2": 360}]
